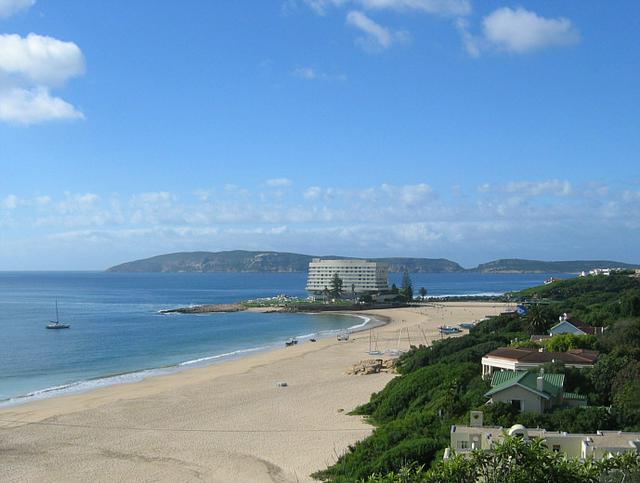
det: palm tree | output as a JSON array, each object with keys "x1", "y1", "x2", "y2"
[{"x1": 527, "y1": 304, "x2": 547, "y2": 335}]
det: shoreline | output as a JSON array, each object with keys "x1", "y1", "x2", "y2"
[
  {"x1": 0, "y1": 311, "x2": 388, "y2": 409},
  {"x1": 0, "y1": 302, "x2": 508, "y2": 482}
]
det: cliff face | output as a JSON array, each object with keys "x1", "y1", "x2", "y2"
[{"x1": 106, "y1": 251, "x2": 465, "y2": 273}]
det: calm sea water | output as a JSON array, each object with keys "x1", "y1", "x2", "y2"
[{"x1": 0, "y1": 271, "x2": 570, "y2": 405}]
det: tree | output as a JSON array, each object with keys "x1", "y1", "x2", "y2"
[
  {"x1": 590, "y1": 353, "x2": 635, "y2": 405},
  {"x1": 391, "y1": 283, "x2": 399, "y2": 295},
  {"x1": 526, "y1": 304, "x2": 548, "y2": 335},
  {"x1": 621, "y1": 293, "x2": 640, "y2": 317},
  {"x1": 329, "y1": 272, "x2": 343, "y2": 299},
  {"x1": 419, "y1": 287, "x2": 428, "y2": 300},
  {"x1": 545, "y1": 334, "x2": 597, "y2": 352},
  {"x1": 401, "y1": 270, "x2": 413, "y2": 301}
]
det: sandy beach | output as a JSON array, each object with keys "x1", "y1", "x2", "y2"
[{"x1": 0, "y1": 302, "x2": 507, "y2": 482}]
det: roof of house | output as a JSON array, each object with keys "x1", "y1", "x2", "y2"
[
  {"x1": 483, "y1": 347, "x2": 599, "y2": 365},
  {"x1": 486, "y1": 371, "x2": 565, "y2": 399},
  {"x1": 563, "y1": 391, "x2": 588, "y2": 401},
  {"x1": 550, "y1": 319, "x2": 597, "y2": 335}
]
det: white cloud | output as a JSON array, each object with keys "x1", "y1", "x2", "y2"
[
  {"x1": 304, "y1": 186, "x2": 323, "y2": 200},
  {"x1": 298, "y1": 0, "x2": 469, "y2": 16},
  {"x1": 356, "y1": 0, "x2": 470, "y2": 16},
  {"x1": 2, "y1": 194, "x2": 19, "y2": 209},
  {"x1": 623, "y1": 191, "x2": 640, "y2": 202},
  {"x1": 292, "y1": 67, "x2": 317, "y2": 80},
  {"x1": 132, "y1": 192, "x2": 174, "y2": 204},
  {"x1": 0, "y1": 87, "x2": 84, "y2": 123},
  {"x1": 0, "y1": 0, "x2": 35, "y2": 18},
  {"x1": 346, "y1": 10, "x2": 408, "y2": 51},
  {"x1": 5, "y1": 181, "x2": 640, "y2": 269},
  {"x1": 455, "y1": 18, "x2": 480, "y2": 57},
  {"x1": 381, "y1": 183, "x2": 434, "y2": 205},
  {"x1": 504, "y1": 180, "x2": 572, "y2": 197},
  {"x1": 291, "y1": 66, "x2": 346, "y2": 82},
  {"x1": 299, "y1": 0, "x2": 347, "y2": 15},
  {"x1": 0, "y1": 33, "x2": 85, "y2": 85},
  {"x1": 0, "y1": 33, "x2": 85, "y2": 124},
  {"x1": 482, "y1": 7, "x2": 579, "y2": 54},
  {"x1": 266, "y1": 178, "x2": 293, "y2": 187}
]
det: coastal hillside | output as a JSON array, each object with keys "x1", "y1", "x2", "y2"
[
  {"x1": 471, "y1": 258, "x2": 638, "y2": 273},
  {"x1": 315, "y1": 272, "x2": 640, "y2": 481},
  {"x1": 106, "y1": 251, "x2": 464, "y2": 273},
  {"x1": 107, "y1": 251, "x2": 638, "y2": 274}
]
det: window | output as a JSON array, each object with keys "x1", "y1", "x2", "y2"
[
  {"x1": 552, "y1": 444, "x2": 561, "y2": 453},
  {"x1": 458, "y1": 440, "x2": 469, "y2": 450},
  {"x1": 511, "y1": 399, "x2": 522, "y2": 411}
]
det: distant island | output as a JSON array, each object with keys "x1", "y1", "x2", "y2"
[
  {"x1": 106, "y1": 251, "x2": 463, "y2": 273},
  {"x1": 106, "y1": 251, "x2": 639, "y2": 274}
]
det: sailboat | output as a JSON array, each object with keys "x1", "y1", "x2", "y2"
[
  {"x1": 368, "y1": 328, "x2": 383, "y2": 356},
  {"x1": 46, "y1": 301, "x2": 70, "y2": 329}
]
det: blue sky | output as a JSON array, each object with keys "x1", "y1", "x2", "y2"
[{"x1": 0, "y1": 0, "x2": 639, "y2": 270}]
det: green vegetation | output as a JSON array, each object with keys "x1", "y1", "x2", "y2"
[
  {"x1": 472, "y1": 259, "x2": 638, "y2": 273},
  {"x1": 365, "y1": 436, "x2": 640, "y2": 483},
  {"x1": 400, "y1": 270, "x2": 413, "y2": 301},
  {"x1": 314, "y1": 273, "x2": 640, "y2": 482},
  {"x1": 544, "y1": 333, "x2": 597, "y2": 351},
  {"x1": 330, "y1": 273, "x2": 344, "y2": 299}
]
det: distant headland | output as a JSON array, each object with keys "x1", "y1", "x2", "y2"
[{"x1": 105, "y1": 250, "x2": 639, "y2": 274}]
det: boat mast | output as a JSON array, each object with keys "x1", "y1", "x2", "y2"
[{"x1": 56, "y1": 300, "x2": 59, "y2": 323}]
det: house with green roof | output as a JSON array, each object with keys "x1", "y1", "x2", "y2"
[{"x1": 485, "y1": 370, "x2": 587, "y2": 413}]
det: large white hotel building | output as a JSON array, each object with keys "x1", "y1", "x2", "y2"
[{"x1": 305, "y1": 259, "x2": 390, "y2": 296}]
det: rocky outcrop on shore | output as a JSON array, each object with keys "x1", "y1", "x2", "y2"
[
  {"x1": 159, "y1": 304, "x2": 293, "y2": 314},
  {"x1": 160, "y1": 303, "x2": 245, "y2": 314},
  {"x1": 346, "y1": 359, "x2": 397, "y2": 375}
]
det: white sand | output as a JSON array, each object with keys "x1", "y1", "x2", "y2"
[{"x1": 0, "y1": 302, "x2": 507, "y2": 482}]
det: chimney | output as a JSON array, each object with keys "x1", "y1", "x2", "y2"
[
  {"x1": 537, "y1": 369, "x2": 544, "y2": 392},
  {"x1": 470, "y1": 411, "x2": 483, "y2": 427}
]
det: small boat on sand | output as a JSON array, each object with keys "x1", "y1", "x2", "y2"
[
  {"x1": 337, "y1": 330, "x2": 350, "y2": 341},
  {"x1": 46, "y1": 301, "x2": 70, "y2": 329},
  {"x1": 439, "y1": 325, "x2": 461, "y2": 335}
]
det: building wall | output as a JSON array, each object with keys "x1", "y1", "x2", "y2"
[
  {"x1": 305, "y1": 259, "x2": 389, "y2": 295},
  {"x1": 541, "y1": 434, "x2": 585, "y2": 457},
  {"x1": 450, "y1": 425, "x2": 640, "y2": 461},
  {"x1": 490, "y1": 386, "x2": 544, "y2": 413}
]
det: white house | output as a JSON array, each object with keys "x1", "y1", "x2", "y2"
[
  {"x1": 481, "y1": 347, "x2": 598, "y2": 379},
  {"x1": 449, "y1": 418, "x2": 640, "y2": 461}
]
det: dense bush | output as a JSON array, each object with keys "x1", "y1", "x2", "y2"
[
  {"x1": 545, "y1": 333, "x2": 597, "y2": 352},
  {"x1": 315, "y1": 275, "x2": 640, "y2": 481}
]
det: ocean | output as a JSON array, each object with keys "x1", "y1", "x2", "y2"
[{"x1": 0, "y1": 271, "x2": 570, "y2": 405}]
